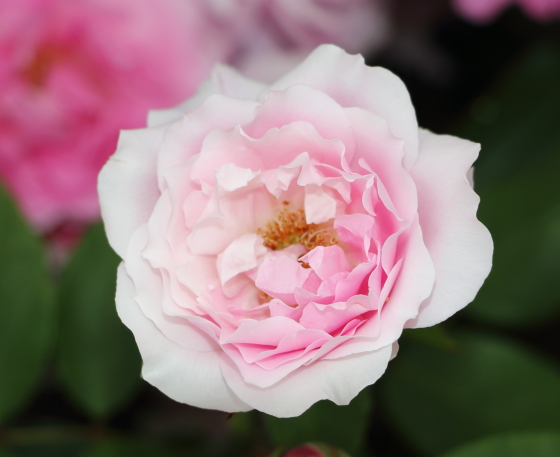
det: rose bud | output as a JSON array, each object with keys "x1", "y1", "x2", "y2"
[
  {"x1": 271, "y1": 443, "x2": 350, "y2": 457},
  {"x1": 99, "y1": 45, "x2": 493, "y2": 418}
]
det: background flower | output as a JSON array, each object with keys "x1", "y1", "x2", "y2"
[
  {"x1": 0, "y1": 0, "x2": 390, "y2": 234},
  {"x1": 200, "y1": 0, "x2": 391, "y2": 82},
  {"x1": 98, "y1": 45, "x2": 492, "y2": 417},
  {"x1": 0, "y1": 0, "x2": 224, "y2": 231},
  {"x1": 453, "y1": 0, "x2": 560, "y2": 22}
]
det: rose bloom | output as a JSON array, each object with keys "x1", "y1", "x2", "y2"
[
  {"x1": 0, "y1": 0, "x2": 223, "y2": 231},
  {"x1": 453, "y1": 0, "x2": 560, "y2": 22},
  {"x1": 278, "y1": 443, "x2": 350, "y2": 457},
  {"x1": 201, "y1": 0, "x2": 390, "y2": 82},
  {"x1": 99, "y1": 45, "x2": 493, "y2": 417}
]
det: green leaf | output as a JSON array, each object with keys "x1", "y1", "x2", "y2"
[
  {"x1": 402, "y1": 326, "x2": 458, "y2": 352},
  {"x1": 226, "y1": 410, "x2": 258, "y2": 438},
  {"x1": 57, "y1": 224, "x2": 141, "y2": 420},
  {"x1": 6, "y1": 443, "x2": 88, "y2": 457},
  {"x1": 380, "y1": 331, "x2": 560, "y2": 456},
  {"x1": 468, "y1": 153, "x2": 560, "y2": 327},
  {"x1": 454, "y1": 41, "x2": 560, "y2": 327},
  {"x1": 441, "y1": 432, "x2": 560, "y2": 457},
  {"x1": 263, "y1": 387, "x2": 372, "y2": 456},
  {"x1": 81, "y1": 440, "x2": 170, "y2": 457},
  {"x1": 0, "y1": 448, "x2": 15, "y2": 457},
  {"x1": 456, "y1": 42, "x2": 560, "y2": 188},
  {"x1": 0, "y1": 185, "x2": 55, "y2": 424}
]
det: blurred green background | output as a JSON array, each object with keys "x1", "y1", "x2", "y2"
[{"x1": 1, "y1": 2, "x2": 560, "y2": 457}]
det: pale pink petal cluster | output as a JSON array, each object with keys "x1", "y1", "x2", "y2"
[
  {"x1": 453, "y1": 0, "x2": 560, "y2": 22},
  {"x1": 201, "y1": 0, "x2": 390, "y2": 82},
  {"x1": 0, "y1": 0, "x2": 223, "y2": 230},
  {"x1": 99, "y1": 46, "x2": 493, "y2": 417}
]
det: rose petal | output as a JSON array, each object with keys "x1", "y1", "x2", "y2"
[
  {"x1": 244, "y1": 84, "x2": 356, "y2": 165},
  {"x1": 344, "y1": 107, "x2": 417, "y2": 221},
  {"x1": 301, "y1": 245, "x2": 351, "y2": 282},
  {"x1": 116, "y1": 263, "x2": 251, "y2": 412},
  {"x1": 190, "y1": 128, "x2": 264, "y2": 188},
  {"x1": 126, "y1": 225, "x2": 215, "y2": 351},
  {"x1": 148, "y1": 64, "x2": 266, "y2": 127},
  {"x1": 334, "y1": 213, "x2": 376, "y2": 262},
  {"x1": 215, "y1": 163, "x2": 260, "y2": 192},
  {"x1": 255, "y1": 256, "x2": 312, "y2": 304},
  {"x1": 220, "y1": 343, "x2": 393, "y2": 417},
  {"x1": 304, "y1": 185, "x2": 341, "y2": 224},
  {"x1": 406, "y1": 130, "x2": 493, "y2": 328},
  {"x1": 300, "y1": 297, "x2": 372, "y2": 334},
  {"x1": 359, "y1": 217, "x2": 435, "y2": 348},
  {"x1": 217, "y1": 233, "x2": 266, "y2": 287},
  {"x1": 98, "y1": 126, "x2": 167, "y2": 258},
  {"x1": 268, "y1": 45, "x2": 418, "y2": 169},
  {"x1": 155, "y1": 94, "x2": 259, "y2": 181}
]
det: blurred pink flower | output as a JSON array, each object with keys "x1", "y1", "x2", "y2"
[
  {"x1": 99, "y1": 46, "x2": 492, "y2": 417},
  {"x1": 453, "y1": 0, "x2": 560, "y2": 22},
  {"x1": 202, "y1": 0, "x2": 391, "y2": 82},
  {"x1": 281, "y1": 443, "x2": 350, "y2": 457},
  {"x1": 0, "y1": 0, "x2": 223, "y2": 231}
]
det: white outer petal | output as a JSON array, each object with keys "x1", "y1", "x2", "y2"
[
  {"x1": 98, "y1": 126, "x2": 167, "y2": 259},
  {"x1": 219, "y1": 343, "x2": 393, "y2": 418},
  {"x1": 268, "y1": 45, "x2": 419, "y2": 169},
  {"x1": 148, "y1": 64, "x2": 267, "y2": 127},
  {"x1": 407, "y1": 129, "x2": 493, "y2": 328},
  {"x1": 156, "y1": 95, "x2": 260, "y2": 181},
  {"x1": 116, "y1": 263, "x2": 252, "y2": 413}
]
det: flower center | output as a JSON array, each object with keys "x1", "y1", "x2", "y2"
[
  {"x1": 23, "y1": 45, "x2": 66, "y2": 87},
  {"x1": 257, "y1": 202, "x2": 338, "y2": 252}
]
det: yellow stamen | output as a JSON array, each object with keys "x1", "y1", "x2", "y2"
[{"x1": 256, "y1": 202, "x2": 338, "y2": 252}]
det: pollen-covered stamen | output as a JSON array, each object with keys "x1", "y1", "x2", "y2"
[
  {"x1": 257, "y1": 201, "x2": 338, "y2": 253},
  {"x1": 258, "y1": 290, "x2": 272, "y2": 302}
]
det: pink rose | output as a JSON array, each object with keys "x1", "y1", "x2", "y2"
[
  {"x1": 279, "y1": 443, "x2": 350, "y2": 457},
  {"x1": 453, "y1": 0, "x2": 560, "y2": 22},
  {"x1": 99, "y1": 45, "x2": 493, "y2": 417},
  {"x1": 0, "y1": 0, "x2": 223, "y2": 231},
  {"x1": 284, "y1": 445, "x2": 326, "y2": 457},
  {"x1": 200, "y1": 0, "x2": 390, "y2": 82}
]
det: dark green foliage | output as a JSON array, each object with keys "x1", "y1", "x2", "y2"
[
  {"x1": 264, "y1": 387, "x2": 372, "y2": 456},
  {"x1": 455, "y1": 42, "x2": 560, "y2": 327},
  {"x1": 57, "y1": 224, "x2": 141, "y2": 420},
  {"x1": 0, "y1": 185, "x2": 55, "y2": 424},
  {"x1": 441, "y1": 432, "x2": 560, "y2": 457},
  {"x1": 381, "y1": 331, "x2": 560, "y2": 456},
  {"x1": 81, "y1": 440, "x2": 170, "y2": 457}
]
